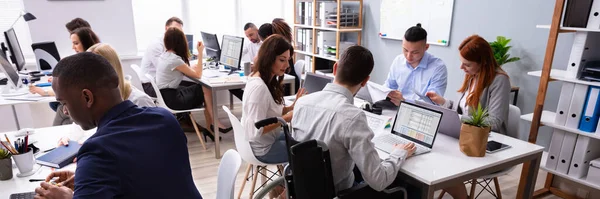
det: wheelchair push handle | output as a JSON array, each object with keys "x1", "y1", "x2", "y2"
[{"x1": 254, "y1": 117, "x2": 288, "y2": 129}]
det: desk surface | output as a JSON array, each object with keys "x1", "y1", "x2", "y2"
[
  {"x1": 371, "y1": 105, "x2": 544, "y2": 186},
  {"x1": 197, "y1": 69, "x2": 295, "y2": 89},
  {"x1": 0, "y1": 125, "x2": 77, "y2": 198},
  {"x1": 0, "y1": 86, "x2": 55, "y2": 106}
]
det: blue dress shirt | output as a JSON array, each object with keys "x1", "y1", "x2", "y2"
[
  {"x1": 384, "y1": 52, "x2": 448, "y2": 101},
  {"x1": 73, "y1": 100, "x2": 202, "y2": 199}
]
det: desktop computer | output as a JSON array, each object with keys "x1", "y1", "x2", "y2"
[
  {"x1": 0, "y1": 52, "x2": 26, "y2": 96},
  {"x1": 3, "y1": 28, "x2": 26, "y2": 72},
  {"x1": 201, "y1": 32, "x2": 220, "y2": 62},
  {"x1": 219, "y1": 35, "x2": 244, "y2": 71}
]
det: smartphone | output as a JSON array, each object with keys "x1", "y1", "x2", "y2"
[{"x1": 486, "y1": 141, "x2": 511, "y2": 153}]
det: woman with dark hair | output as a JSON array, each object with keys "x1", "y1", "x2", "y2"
[
  {"x1": 156, "y1": 27, "x2": 230, "y2": 141},
  {"x1": 70, "y1": 27, "x2": 100, "y2": 53},
  {"x1": 242, "y1": 34, "x2": 305, "y2": 163},
  {"x1": 257, "y1": 20, "x2": 300, "y2": 95}
]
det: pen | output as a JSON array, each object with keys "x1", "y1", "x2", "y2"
[
  {"x1": 29, "y1": 179, "x2": 45, "y2": 182},
  {"x1": 14, "y1": 140, "x2": 18, "y2": 154},
  {"x1": 24, "y1": 135, "x2": 28, "y2": 153}
]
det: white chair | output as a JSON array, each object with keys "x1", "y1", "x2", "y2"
[
  {"x1": 216, "y1": 149, "x2": 242, "y2": 199},
  {"x1": 124, "y1": 64, "x2": 144, "y2": 91},
  {"x1": 145, "y1": 74, "x2": 207, "y2": 150},
  {"x1": 439, "y1": 105, "x2": 521, "y2": 199},
  {"x1": 222, "y1": 106, "x2": 285, "y2": 199},
  {"x1": 294, "y1": 60, "x2": 305, "y2": 79}
]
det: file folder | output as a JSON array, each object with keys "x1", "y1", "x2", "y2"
[
  {"x1": 556, "y1": 82, "x2": 576, "y2": 125},
  {"x1": 557, "y1": 133, "x2": 578, "y2": 174},
  {"x1": 567, "y1": 136, "x2": 600, "y2": 178},
  {"x1": 566, "y1": 84, "x2": 590, "y2": 129},
  {"x1": 566, "y1": 32, "x2": 588, "y2": 78},
  {"x1": 587, "y1": 0, "x2": 600, "y2": 29},
  {"x1": 563, "y1": 0, "x2": 593, "y2": 28},
  {"x1": 579, "y1": 86, "x2": 600, "y2": 132},
  {"x1": 546, "y1": 129, "x2": 566, "y2": 170}
]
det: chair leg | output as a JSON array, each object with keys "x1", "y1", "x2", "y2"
[
  {"x1": 277, "y1": 165, "x2": 284, "y2": 176},
  {"x1": 189, "y1": 113, "x2": 207, "y2": 150},
  {"x1": 469, "y1": 179, "x2": 476, "y2": 199},
  {"x1": 238, "y1": 164, "x2": 252, "y2": 199},
  {"x1": 249, "y1": 166, "x2": 260, "y2": 199},
  {"x1": 437, "y1": 190, "x2": 446, "y2": 199},
  {"x1": 493, "y1": 177, "x2": 502, "y2": 199}
]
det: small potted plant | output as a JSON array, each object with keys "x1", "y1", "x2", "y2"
[
  {"x1": 0, "y1": 148, "x2": 12, "y2": 180},
  {"x1": 459, "y1": 104, "x2": 491, "y2": 157}
]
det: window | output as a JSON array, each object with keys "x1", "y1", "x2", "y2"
[
  {"x1": 0, "y1": 0, "x2": 34, "y2": 59},
  {"x1": 131, "y1": 0, "x2": 182, "y2": 52}
]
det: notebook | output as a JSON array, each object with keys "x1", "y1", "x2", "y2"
[{"x1": 36, "y1": 141, "x2": 81, "y2": 168}]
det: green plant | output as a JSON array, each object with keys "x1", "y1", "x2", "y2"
[
  {"x1": 0, "y1": 148, "x2": 11, "y2": 159},
  {"x1": 489, "y1": 36, "x2": 520, "y2": 67},
  {"x1": 462, "y1": 104, "x2": 490, "y2": 128}
]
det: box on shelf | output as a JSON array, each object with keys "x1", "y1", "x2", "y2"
[
  {"x1": 587, "y1": 158, "x2": 600, "y2": 185},
  {"x1": 316, "y1": 1, "x2": 337, "y2": 27}
]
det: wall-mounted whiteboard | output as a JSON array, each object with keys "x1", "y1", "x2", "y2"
[{"x1": 379, "y1": 0, "x2": 454, "y2": 46}]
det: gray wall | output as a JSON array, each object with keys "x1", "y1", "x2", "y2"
[{"x1": 362, "y1": 0, "x2": 578, "y2": 148}]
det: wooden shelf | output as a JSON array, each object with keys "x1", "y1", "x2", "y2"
[
  {"x1": 536, "y1": 25, "x2": 600, "y2": 33},
  {"x1": 294, "y1": 24, "x2": 363, "y2": 32},
  {"x1": 294, "y1": 50, "x2": 338, "y2": 62},
  {"x1": 527, "y1": 69, "x2": 600, "y2": 87},
  {"x1": 521, "y1": 111, "x2": 600, "y2": 140},
  {"x1": 540, "y1": 152, "x2": 600, "y2": 190}
]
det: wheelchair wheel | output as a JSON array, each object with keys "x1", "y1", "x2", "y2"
[{"x1": 253, "y1": 176, "x2": 286, "y2": 199}]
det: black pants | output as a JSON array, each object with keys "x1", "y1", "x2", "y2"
[
  {"x1": 142, "y1": 82, "x2": 157, "y2": 98},
  {"x1": 353, "y1": 166, "x2": 421, "y2": 199},
  {"x1": 160, "y1": 82, "x2": 205, "y2": 111}
]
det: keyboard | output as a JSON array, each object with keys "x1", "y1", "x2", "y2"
[
  {"x1": 10, "y1": 192, "x2": 35, "y2": 199},
  {"x1": 373, "y1": 134, "x2": 429, "y2": 155}
]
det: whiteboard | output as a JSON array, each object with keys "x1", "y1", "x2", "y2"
[{"x1": 379, "y1": 0, "x2": 455, "y2": 46}]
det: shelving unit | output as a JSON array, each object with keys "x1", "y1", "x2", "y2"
[
  {"x1": 293, "y1": 0, "x2": 363, "y2": 73},
  {"x1": 523, "y1": 0, "x2": 600, "y2": 198}
]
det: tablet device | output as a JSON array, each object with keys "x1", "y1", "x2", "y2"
[
  {"x1": 486, "y1": 140, "x2": 511, "y2": 153},
  {"x1": 412, "y1": 88, "x2": 435, "y2": 105}
]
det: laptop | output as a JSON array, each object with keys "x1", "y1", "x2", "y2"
[
  {"x1": 415, "y1": 101, "x2": 462, "y2": 139},
  {"x1": 286, "y1": 72, "x2": 333, "y2": 101},
  {"x1": 372, "y1": 101, "x2": 443, "y2": 156}
]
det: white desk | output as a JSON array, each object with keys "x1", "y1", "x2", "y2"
[
  {"x1": 193, "y1": 69, "x2": 296, "y2": 158},
  {"x1": 372, "y1": 109, "x2": 544, "y2": 199},
  {"x1": 0, "y1": 125, "x2": 78, "y2": 198},
  {"x1": 0, "y1": 86, "x2": 56, "y2": 130}
]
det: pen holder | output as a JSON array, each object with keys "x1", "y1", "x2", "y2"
[
  {"x1": 12, "y1": 150, "x2": 35, "y2": 177},
  {"x1": 0, "y1": 157, "x2": 12, "y2": 180}
]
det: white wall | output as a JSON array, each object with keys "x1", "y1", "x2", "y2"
[{"x1": 22, "y1": 0, "x2": 138, "y2": 57}]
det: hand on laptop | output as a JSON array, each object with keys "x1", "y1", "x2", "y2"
[
  {"x1": 35, "y1": 182, "x2": 73, "y2": 199},
  {"x1": 395, "y1": 142, "x2": 416, "y2": 157},
  {"x1": 387, "y1": 91, "x2": 404, "y2": 106},
  {"x1": 425, "y1": 91, "x2": 445, "y2": 105},
  {"x1": 45, "y1": 170, "x2": 75, "y2": 190}
]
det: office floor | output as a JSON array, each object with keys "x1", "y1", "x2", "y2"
[{"x1": 187, "y1": 110, "x2": 560, "y2": 199}]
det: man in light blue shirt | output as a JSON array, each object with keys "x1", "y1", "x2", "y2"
[{"x1": 384, "y1": 24, "x2": 448, "y2": 106}]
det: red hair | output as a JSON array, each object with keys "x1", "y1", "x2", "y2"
[{"x1": 458, "y1": 35, "x2": 507, "y2": 108}]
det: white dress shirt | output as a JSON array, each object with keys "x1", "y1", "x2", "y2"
[
  {"x1": 128, "y1": 86, "x2": 156, "y2": 108},
  {"x1": 242, "y1": 41, "x2": 262, "y2": 62},
  {"x1": 140, "y1": 37, "x2": 165, "y2": 83},
  {"x1": 292, "y1": 83, "x2": 407, "y2": 192}
]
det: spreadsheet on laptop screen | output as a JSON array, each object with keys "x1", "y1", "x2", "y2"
[{"x1": 393, "y1": 103, "x2": 442, "y2": 145}]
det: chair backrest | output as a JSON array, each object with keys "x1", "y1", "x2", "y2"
[
  {"x1": 216, "y1": 149, "x2": 242, "y2": 199},
  {"x1": 145, "y1": 74, "x2": 173, "y2": 112},
  {"x1": 126, "y1": 64, "x2": 144, "y2": 91},
  {"x1": 507, "y1": 104, "x2": 521, "y2": 139},
  {"x1": 288, "y1": 140, "x2": 336, "y2": 199},
  {"x1": 294, "y1": 60, "x2": 305, "y2": 79},
  {"x1": 222, "y1": 106, "x2": 264, "y2": 165}
]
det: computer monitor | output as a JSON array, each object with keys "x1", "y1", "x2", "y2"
[
  {"x1": 0, "y1": 53, "x2": 21, "y2": 90},
  {"x1": 220, "y1": 35, "x2": 244, "y2": 70},
  {"x1": 4, "y1": 28, "x2": 25, "y2": 71},
  {"x1": 391, "y1": 101, "x2": 443, "y2": 148},
  {"x1": 303, "y1": 72, "x2": 333, "y2": 94},
  {"x1": 201, "y1": 32, "x2": 220, "y2": 61}
]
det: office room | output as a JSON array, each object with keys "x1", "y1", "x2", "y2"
[{"x1": 0, "y1": 0, "x2": 599, "y2": 198}]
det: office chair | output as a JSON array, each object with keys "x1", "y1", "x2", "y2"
[{"x1": 216, "y1": 149, "x2": 242, "y2": 199}]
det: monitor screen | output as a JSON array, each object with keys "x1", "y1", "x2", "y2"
[
  {"x1": 392, "y1": 102, "x2": 442, "y2": 147},
  {"x1": 4, "y1": 28, "x2": 25, "y2": 71},
  {"x1": 0, "y1": 53, "x2": 20, "y2": 88},
  {"x1": 219, "y1": 35, "x2": 244, "y2": 69},
  {"x1": 201, "y1": 32, "x2": 220, "y2": 61},
  {"x1": 303, "y1": 72, "x2": 333, "y2": 94}
]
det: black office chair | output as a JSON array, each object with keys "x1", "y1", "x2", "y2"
[{"x1": 254, "y1": 117, "x2": 407, "y2": 199}]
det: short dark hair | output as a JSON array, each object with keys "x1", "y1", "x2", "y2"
[
  {"x1": 404, "y1": 23, "x2": 427, "y2": 42},
  {"x1": 336, "y1": 46, "x2": 374, "y2": 86},
  {"x1": 165, "y1": 17, "x2": 183, "y2": 27},
  {"x1": 244, "y1": 23, "x2": 256, "y2": 31},
  {"x1": 71, "y1": 27, "x2": 100, "y2": 51},
  {"x1": 53, "y1": 52, "x2": 119, "y2": 91},
  {"x1": 258, "y1": 23, "x2": 273, "y2": 41},
  {"x1": 65, "y1": 18, "x2": 91, "y2": 32}
]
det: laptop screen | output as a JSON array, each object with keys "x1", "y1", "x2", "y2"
[
  {"x1": 391, "y1": 101, "x2": 443, "y2": 148},
  {"x1": 303, "y1": 72, "x2": 333, "y2": 94}
]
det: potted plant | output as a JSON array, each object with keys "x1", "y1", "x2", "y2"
[
  {"x1": 459, "y1": 104, "x2": 491, "y2": 157},
  {"x1": 489, "y1": 36, "x2": 520, "y2": 67},
  {"x1": 0, "y1": 148, "x2": 12, "y2": 180}
]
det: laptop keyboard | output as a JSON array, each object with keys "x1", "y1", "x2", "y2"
[
  {"x1": 10, "y1": 192, "x2": 35, "y2": 199},
  {"x1": 373, "y1": 134, "x2": 428, "y2": 155}
]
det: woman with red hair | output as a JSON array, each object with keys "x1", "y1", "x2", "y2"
[{"x1": 427, "y1": 34, "x2": 511, "y2": 135}]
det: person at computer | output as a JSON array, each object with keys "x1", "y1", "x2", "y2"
[
  {"x1": 242, "y1": 22, "x2": 262, "y2": 62},
  {"x1": 156, "y1": 27, "x2": 231, "y2": 140},
  {"x1": 242, "y1": 34, "x2": 306, "y2": 165},
  {"x1": 70, "y1": 27, "x2": 100, "y2": 53},
  {"x1": 426, "y1": 34, "x2": 510, "y2": 136},
  {"x1": 33, "y1": 52, "x2": 203, "y2": 199},
  {"x1": 384, "y1": 24, "x2": 447, "y2": 106},
  {"x1": 257, "y1": 20, "x2": 300, "y2": 95}
]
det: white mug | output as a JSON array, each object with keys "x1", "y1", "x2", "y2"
[{"x1": 12, "y1": 150, "x2": 34, "y2": 176}]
